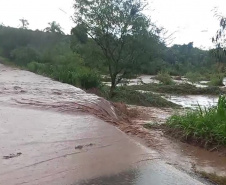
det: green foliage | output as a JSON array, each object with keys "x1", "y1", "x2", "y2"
[
  {"x1": 19, "y1": 18, "x2": 29, "y2": 29},
  {"x1": 73, "y1": 0, "x2": 164, "y2": 96},
  {"x1": 209, "y1": 74, "x2": 224, "y2": 86},
  {"x1": 198, "y1": 171, "x2": 226, "y2": 185},
  {"x1": 185, "y1": 72, "x2": 204, "y2": 83},
  {"x1": 128, "y1": 83, "x2": 222, "y2": 95},
  {"x1": 102, "y1": 86, "x2": 178, "y2": 108},
  {"x1": 212, "y1": 13, "x2": 226, "y2": 52},
  {"x1": 44, "y1": 21, "x2": 64, "y2": 35},
  {"x1": 167, "y1": 95, "x2": 226, "y2": 146},
  {"x1": 156, "y1": 71, "x2": 174, "y2": 85},
  {"x1": 0, "y1": 26, "x2": 66, "y2": 58},
  {"x1": 0, "y1": 26, "x2": 101, "y2": 90},
  {"x1": 10, "y1": 47, "x2": 40, "y2": 65},
  {"x1": 27, "y1": 62, "x2": 101, "y2": 89},
  {"x1": 163, "y1": 43, "x2": 212, "y2": 75}
]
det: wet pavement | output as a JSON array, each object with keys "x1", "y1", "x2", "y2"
[{"x1": 0, "y1": 64, "x2": 211, "y2": 185}]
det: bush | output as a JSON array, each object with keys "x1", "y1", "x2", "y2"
[
  {"x1": 185, "y1": 72, "x2": 203, "y2": 84},
  {"x1": 76, "y1": 68, "x2": 101, "y2": 89},
  {"x1": 27, "y1": 62, "x2": 101, "y2": 89},
  {"x1": 166, "y1": 95, "x2": 226, "y2": 146},
  {"x1": 10, "y1": 47, "x2": 40, "y2": 65},
  {"x1": 209, "y1": 74, "x2": 224, "y2": 86},
  {"x1": 27, "y1": 61, "x2": 39, "y2": 72},
  {"x1": 156, "y1": 71, "x2": 174, "y2": 85}
]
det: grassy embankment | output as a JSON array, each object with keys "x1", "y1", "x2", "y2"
[{"x1": 166, "y1": 95, "x2": 226, "y2": 147}]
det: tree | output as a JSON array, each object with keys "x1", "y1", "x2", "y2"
[
  {"x1": 19, "y1": 18, "x2": 29, "y2": 29},
  {"x1": 44, "y1": 21, "x2": 64, "y2": 34},
  {"x1": 212, "y1": 13, "x2": 226, "y2": 64},
  {"x1": 73, "y1": 0, "x2": 160, "y2": 97}
]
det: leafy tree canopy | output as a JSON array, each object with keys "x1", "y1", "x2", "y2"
[{"x1": 73, "y1": 0, "x2": 163, "y2": 96}]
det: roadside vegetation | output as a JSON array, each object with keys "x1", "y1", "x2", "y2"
[
  {"x1": 166, "y1": 95, "x2": 226, "y2": 147},
  {"x1": 198, "y1": 171, "x2": 226, "y2": 185}
]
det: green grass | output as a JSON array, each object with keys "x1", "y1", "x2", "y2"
[
  {"x1": 99, "y1": 86, "x2": 179, "y2": 108},
  {"x1": 198, "y1": 171, "x2": 226, "y2": 185},
  {"x1": 128, "y1": 83, "x2": 222, "y2": 95},
  {"x1": 185, "y1": 72, "x2": 207, "y2": 84},
  {"x1": 156, "y1": 71, "x2": 174, "y2": 85},
  {"x1": 209, "y1": 74, "x2": 224, "y2": 86},
  {"x1": 166, "y1": 95, "x2": 226, "y2": 147}
]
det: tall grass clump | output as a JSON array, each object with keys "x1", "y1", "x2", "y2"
[
  {"x1": 209, "y1": 74, "x2": 224, "y2": 86},
  {"x1": 156, "y1": 71, "x2": 174, "y2": 85},
  {"x1": 27, "y1": 61, "x2": 101, "y2": 90},
  {"x1": 185, "y1": 72, "x2": 203, "y2": 84},
  {"x1": 166, "y1": 95, "x2": 226, "y2": 147}
]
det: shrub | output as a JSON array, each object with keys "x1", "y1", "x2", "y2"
[
  {"x1": 26, "y1": 62, "x2": 101, "y2": 90},
  {"x1": 10, "y1": 47, "x2": 40, "y2": 65},
  {"x1": 209, "y1": 74, "x2": 224, "y2": 86},
  {"x1": 27, "y1": 61, "x2": 39, "y2": 72},
  {"x1": 156, "y1": 71, "x2": 174, "y2": 85},
  {"x1": 76, "y1": 68, "x2": 101, "y2": 89},
  {"x1": 185, "y1": 72, "x2": 203, "y2": 84},
  {"x1": 166, "y1": 95, "x2": 226, "y2": 146}
]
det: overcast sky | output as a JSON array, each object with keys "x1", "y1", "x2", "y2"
[{"x1": 0, "y1": 0, "x2": 226, "y2": 48}]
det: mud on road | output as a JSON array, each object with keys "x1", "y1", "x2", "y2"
[{"x1": 0, "y1": 64, "x2": 214, "y2": 185}]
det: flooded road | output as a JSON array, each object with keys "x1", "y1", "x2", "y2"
[{"x1": 0, "y1": 64, "x2": 211, "y2": 185}]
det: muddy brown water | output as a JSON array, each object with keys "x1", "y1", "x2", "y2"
[
  {"x1": 130, "y1": 105, "x2": 226, "y2": 177},
  {"x1": 0, "y1": 64, "x2": 214, "y2": 185}
]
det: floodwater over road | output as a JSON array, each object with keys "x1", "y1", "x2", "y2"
[{"x1": 0, "y1": 64, "x2": 211, "y2": 185}]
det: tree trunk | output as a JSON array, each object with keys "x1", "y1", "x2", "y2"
[
  {"x1": 109, "y1": 74, "x2": 116, "y2": 98},
  {"x1": 109, "y1": 84, "x2": 115, "y2": 98}
]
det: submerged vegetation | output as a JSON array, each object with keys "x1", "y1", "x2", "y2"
[
  {"x1": 105, "y1": 87, "x2": 179, "y2": 108},
  {"x1": 129, "y1": 83, "x2": 223, "y2": 95},
  {"x1": 166, "y1": 95, "x2": 226, "y2": 147},
  {"x1": 156, "y1": 71, "x2": 174, "y2": 85},
  {"x1": 209, "y1": 74, "x2": 225, "y2": 86}
]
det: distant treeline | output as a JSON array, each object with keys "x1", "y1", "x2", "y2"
[{"x1": 0, "y1": 25, "x2": 219, "y2": 77}]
